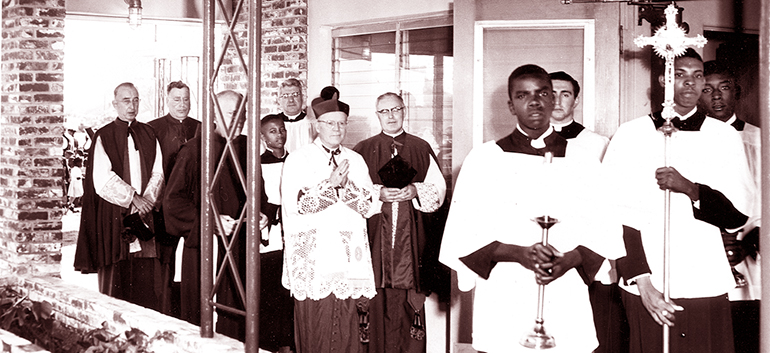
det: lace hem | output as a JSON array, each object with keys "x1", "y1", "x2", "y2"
[{"x1": 283, "y1": 228, "x2": 376, "y2": 301}]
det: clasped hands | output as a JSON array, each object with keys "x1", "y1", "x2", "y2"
[
  {"x1": 131, "y1": 193, "x2": 155, "y2": 216},
  {"x1": 521, "y1": 243, "x2": 579, "y2": 285},
  {"x1": 379, "y1": 184, "x2": 417, "y2": 203},
  {"x1": 330, "y1": 159, "x2": 350, "y2": 188}
]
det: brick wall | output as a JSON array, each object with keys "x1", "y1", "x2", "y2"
[
  {"x1": 218, "y1": 0, "x2": 308, "y2": 116},
  {"x1": 0, "y1": 0, "x2": 66, "y2": 276}
]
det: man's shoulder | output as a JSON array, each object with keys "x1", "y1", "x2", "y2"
[
  {"x1": 702, "y1": 116, "x2": 744, "y2": 135},
  {"x1": 183, "y1": 117, "x2": 201, "y2": 127},
  {"x1": 403, "y1": 132, "x2": 435, "y2": 150},
  {"x1": 147, "y1": 114, "x2": 170, "y2": 128},
  {"x1": 352, "y1": 134, "x2": 380, "y2": 150},
  {"x1": 576, "y1": 126, "x2": 608, "y2": 142},
  {"x1": 131, "y1": 120, "x2": 156, "y2": 135},
  {"x1": 611, "y1": 115, "x2": 657, "y2": 137},
  {"x1": 342, "y1": 145, "x2": 366, "y2": 160},
  {"x1": 177, "y1": 136, "x2": 201, "y2": 158},
  {"x1": 94, "y1": 120, "x2": 119, "y2": 138},
  {"x1": 742, "y1": 120, "x2": 761, "y2": 135}
]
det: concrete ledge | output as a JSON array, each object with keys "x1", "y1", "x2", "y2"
[
  {"x1": 0, "y1": 328, "x2": 49, "y2": 353},
  {"x1": 3, "y1": 275, "x2": 245, "y2": 353}
]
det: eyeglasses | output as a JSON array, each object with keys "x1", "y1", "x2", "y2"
[
  {"x1": 376, "y1": 106, "x2": 405, "y2": 115},
  {"x1": 317, "y1": 120, "x2": 348, "y2": 128},
  {"x1": 279, "y1": 92, "x2": 301, "y2": 99}
]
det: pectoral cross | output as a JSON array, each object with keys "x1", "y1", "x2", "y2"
[
  {"x1": 633, "y1": 4, "x2": 706, "y2": 353},
  {"x1": 634, "y1": 3, "x2": 707, "y2": 131}
]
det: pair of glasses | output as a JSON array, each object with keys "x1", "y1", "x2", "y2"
[
  {"x1": 317, "y1": 120, "x2": 348, "y2": 128},
  {"x1": 279, "y1": 92, "x2": 301, "y2": 99},
  {"x1": 376, "y1": 106, "x2": 405, "y2": 115}
]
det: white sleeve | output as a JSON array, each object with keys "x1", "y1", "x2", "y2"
[
  {"x1": 411, "y1": 157, "x2": 446, "y2": 212},
  {"x1": 143, "y1": 141, "x2": 164, "y2": 205},
  {"x1": 92, "y1": 136, "x2": 134, "y2": 208}
]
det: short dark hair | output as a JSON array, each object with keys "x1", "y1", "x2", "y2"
[
  {"x1": 549, "y1": 71, "x2": 580, "y2": 97},
  {"x1": 703, "y1": 60, "x2": 736, "y2": 79},
  {"x1": 261, "y1": 114, "x2": 284, "y2": 127},
  {"x1": 678, "y1": 48, "x2": 703, "y2": 63},
  {"x1": 167, "y1": 81, "x2": 189, "y2": 93},
  {"x1": 508, "y1": 65, "x2": 551, "y2": 99},
  {"x1": 656, "y1": 48, "x2": 703, "y2": 77}
]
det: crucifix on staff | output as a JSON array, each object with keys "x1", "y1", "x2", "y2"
[{"x1": 632, "y1": 4, "x2": 741, "y2": 353}]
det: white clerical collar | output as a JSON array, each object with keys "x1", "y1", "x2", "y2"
[
  {"x1": 285, "y1": 112, "x2": 302, "y2": 120},
  {"x1": 265, "y1": 147, "x2": 288, "y2": 158},
  {"x1": 677, "y1": 107, "x2": 698, "y2": 120},
  {"x1": 382, "y1": 129, "x2": 405, "y2": 138},
  {"x1": 551, "y1": 119, "x2": 574, "y2": 132},
  {"x1": 517, "y1": 125, "x2": 554, "y2": 149},
  {"x1": 724, "y1": 113, "x2": 738, "y2": 126}
]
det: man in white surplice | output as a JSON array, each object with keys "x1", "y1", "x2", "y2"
[{"x1": 439, "y1": 65, "x2": 624, "y2": 353}]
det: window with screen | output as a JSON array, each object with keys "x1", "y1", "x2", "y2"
[{"x1": 332, "y1": 18, "x2": 453, "y2": 187}]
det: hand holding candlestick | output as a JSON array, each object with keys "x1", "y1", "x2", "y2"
[
  {"x1": 520, "y1": 215, "x2": 559, "y2": 350},
  {"x1": 520, "y1": 152, "x2": 559, "y2": 350}
]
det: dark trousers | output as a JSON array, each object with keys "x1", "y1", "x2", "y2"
[
  {"x1": 731, "y1": 300, "x2": 759, "y2": 353},
  {"x1": 589, "y1": 282, "x2": 629, "y2": 353},
  {"x1": 622, "y1": 290, "x2": 734, "y2": 353}
]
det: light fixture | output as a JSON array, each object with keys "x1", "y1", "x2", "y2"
[{"x1": 125, "y1": 0, "x2": 142, "y2": 28}]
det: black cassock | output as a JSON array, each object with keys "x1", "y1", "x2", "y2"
[
  {"x1": 164, "y1": 133, "x2": 262, "y2": 341},
  {"x1": 353, "y1": 132, "x2": 450, "y2": 353}
]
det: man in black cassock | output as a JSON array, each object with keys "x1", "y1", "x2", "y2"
[
  {"x1": 353, "y1": 92, "x2": 448, "y2": 353},
  {"x1": 74, "y1": 82, "x2": 165, "y2": 310},
  {"x1": 163, "y1": 90, "x2": 267, "y2": 339},
  {"x1": 147, "y1": 80, "x2": 201, "y2": 317}
]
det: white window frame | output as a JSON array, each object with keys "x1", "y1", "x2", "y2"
[{"x1": 473, "y1": 19, "x2": 596, "y2": 146}]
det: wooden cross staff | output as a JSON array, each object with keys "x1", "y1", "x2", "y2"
[{"x1": 633, "y1": 4, "x2": 706, "y2": 353}]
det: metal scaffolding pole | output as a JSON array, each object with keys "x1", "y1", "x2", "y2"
[
  {"x1": 245, "y1": 0, "x2": 263, "y2": 352},
  {"x1": 760, "y1": 0, "x2": 770, "y2": 352},
  {"x1": 201, "y1": 0, "x2": 216, "y2": 339}
]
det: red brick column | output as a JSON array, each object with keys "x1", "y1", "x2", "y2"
[
  {"x1": 0, "y1": 0, "x2": 66, "y2": 276},
  {"x1": 219, "y1": 0, "x2": 308, "y2": 116}
]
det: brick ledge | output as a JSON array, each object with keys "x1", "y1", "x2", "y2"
[{"x1": 2, "y1": 276, "x2": 245, "y2": 353}]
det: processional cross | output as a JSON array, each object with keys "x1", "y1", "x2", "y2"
[{"x1": 633, "y1": 4, "x2": 706, "y2": 353}]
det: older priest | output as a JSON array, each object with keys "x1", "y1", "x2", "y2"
[
  {"x1": 281, "y1": 95, "x2": 378, "y2": 353},
  {"x1": 74, "y1": 82, "x2": 164, "y2": 310},
  {"x1": 353, "y1": 92, "x2": 446, "y2": 353}
]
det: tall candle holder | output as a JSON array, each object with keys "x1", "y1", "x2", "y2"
[{"x1": 520, "y1": 215, "x2": 559, "y2": 350}]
